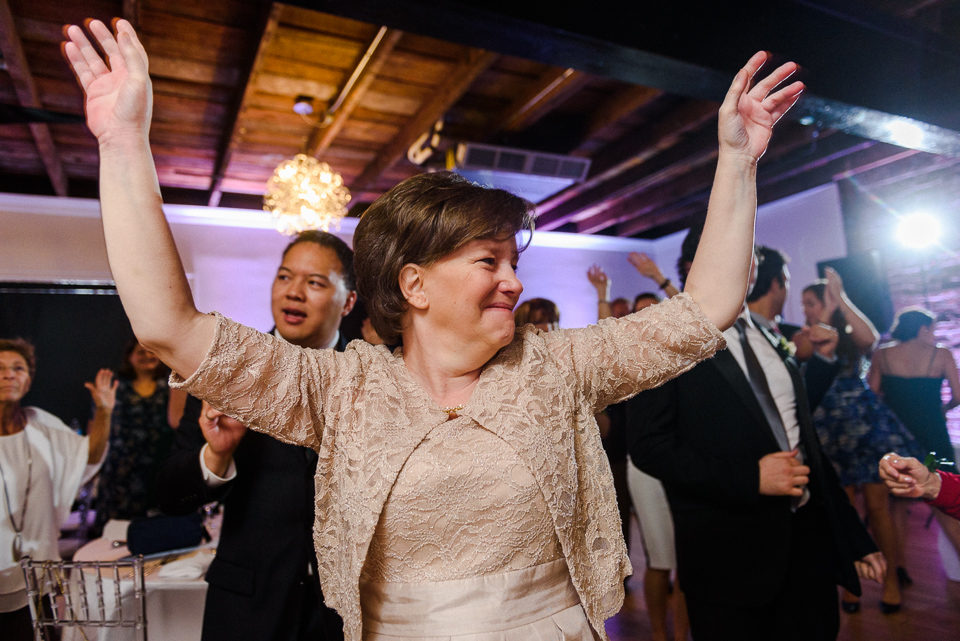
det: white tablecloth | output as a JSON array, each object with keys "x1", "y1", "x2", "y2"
[{"x1": 67, "y1": 530, "x2": 212, "y2": 641}]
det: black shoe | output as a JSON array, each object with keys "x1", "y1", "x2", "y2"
[
  {"x1": 896, "y1": 566, "x2": 914, "y2": 587},
  {"x1": 880, "y1": 601, "x2": 902, "y2": 615},
  {"x1": 841, "y1": 601, "x2": 860, "y2": 614}
]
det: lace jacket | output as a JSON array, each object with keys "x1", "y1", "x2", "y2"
[{"x1": 172, "y1": 293, "x2": 725, "y2": 641}]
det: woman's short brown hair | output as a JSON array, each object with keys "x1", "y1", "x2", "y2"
[
  {"x1": 0, "y1": 338, "x2": 36, "y2": 378},
  {"x1": 354, "y1": 171, "x2": 536, "y2": 343}
]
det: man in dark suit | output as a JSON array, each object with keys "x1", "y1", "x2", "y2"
[
  {"x1": 157, "y1": 231, "x2": 356, "y2": 641},
  {"x1": 627, "y1": 290, "x2": 883, "y2": 640}
]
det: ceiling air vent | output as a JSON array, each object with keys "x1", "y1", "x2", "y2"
[{"x1": 451, "y1": 142, "x2": 591, "y2": 203}]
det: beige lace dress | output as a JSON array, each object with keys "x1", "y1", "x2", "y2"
[{"x1": 172, "y1": 293, "x2": 725, "y2": 641}]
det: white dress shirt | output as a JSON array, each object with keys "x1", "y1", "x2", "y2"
[{"x1": 722, "y1": 313, "x2": 800, "y2": 450}]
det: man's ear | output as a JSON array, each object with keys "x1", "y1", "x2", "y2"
[
  {"x1": 340, "y1": 290, "x2": 358, "y2": 318},
  {"x1": 399, "y1": 264, "x2": 428, "y2": 310}
]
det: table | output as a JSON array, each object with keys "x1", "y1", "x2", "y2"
[{"x1": 67, "y1": 524, "x2": 214, "y2": 641}]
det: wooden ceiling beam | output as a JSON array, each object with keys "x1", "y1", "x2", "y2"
[
  {"x1": 576, "y1": 162, "x2": 717, "y2": 235},
  {"x1": 536, "y1": 108, "x2": 718, "y2": 230},
  {"x1": 617, "y1": 138, "x2": 906, "y2": 238},
  {"x1": 478, "y1": 67, "x2": 587, "y2": 140},
  {"x1": 349, "y1": 48, "x2": 498, "y2": 194},
  {"x1": 580, "y1": 124, "x2": 823, "y2": 234},
  {"x1": 573, "y1": 85, "x2": 663, "y2": 153},
  {"x1": 122, "y1": 0, "x2": 141, "y2": 30},
  {"x1": 207, "y1": 3, "x2": 281, "y2": 208},
  {"x1": 0, "y1": 0, "x2": 68, "y2": 196},
  {"x1": 304, "y1": 28, "x2": 404, "y2": 159},
  {"x1": 535, "y1": 100, "x2": 717, "y2": 228}
]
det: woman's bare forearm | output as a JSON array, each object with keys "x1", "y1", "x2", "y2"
[
  {"x1": 98, "y1": 134, "x2": 214, "y2": 377},
  {"x1": 683, "y1": 152, "x2": 757, "y2": 330}
]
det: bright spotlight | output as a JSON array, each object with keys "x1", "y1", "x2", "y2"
[
  {"x1": 896, "y1": 212, "x2": 941, "y2": 249},
  {"x1": 887, "y1": 120, "x2": 925, "y2": 148}
]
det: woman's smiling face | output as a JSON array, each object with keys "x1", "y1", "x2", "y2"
[{"x1": 418, "y1": 236, "x2": 523, "y2": 352}]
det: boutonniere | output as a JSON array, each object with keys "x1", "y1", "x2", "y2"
[{"x1": 775, "y1": 335, "x2": 797, "y2": 358}]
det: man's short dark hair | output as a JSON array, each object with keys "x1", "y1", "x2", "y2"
[
  {"x1": 633, "y1": 292, "x2": 661, "y2": 309},
  {"x1": 283, "y1": 230, "x2": 356, "y2": 292},
  {"x1": 747, "y1": 246, "x2": 790, "y2": 302}
]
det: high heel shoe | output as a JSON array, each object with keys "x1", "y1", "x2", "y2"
[
  {"x1": 880, "y1": 601, "x2": 901, "y2": 615},
  {"x1": 896, "y1": 566, "x2": 913, "y2": 587},
  {"x1": 841, "y1": 600, "x2": 860, "y2": 614}
]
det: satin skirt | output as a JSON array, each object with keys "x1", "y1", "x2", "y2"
[{"x1": 360, "y1": 558, "x2": 595, "y2": 640}]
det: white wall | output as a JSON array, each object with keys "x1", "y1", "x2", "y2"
[
  {"x1": 1, "y1": 184, "x2": 847, "y2": 331},
  {"x1": 646, "y1": 183, "x2": 847, "y2": 326}
]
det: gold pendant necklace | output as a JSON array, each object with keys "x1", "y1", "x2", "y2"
[{"x1": 441, "y1": 404, "x2": 466, "y2": 416}]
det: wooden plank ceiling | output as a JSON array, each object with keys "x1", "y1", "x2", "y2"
[{"x1": 2, "y1": 0, "x2": 959, "y2": 238}]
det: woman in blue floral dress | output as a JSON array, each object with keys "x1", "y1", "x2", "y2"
[
  {"x1": 93, "y1": 341, "x2": 175, "y2": 534},
  {"x1": 799, "y1": 269, "x2": 918, "y2": 613}
]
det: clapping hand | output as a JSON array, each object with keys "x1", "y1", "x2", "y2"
[
  {"x1": 718, "y1": 51, "x2": 803, "y2": 162},
  {"x1": 62, "y1": 19, "x2": 152, "y2": 144},
  {"x1": 798, "y1": 323, "x2": 839, "y2": 359},
  {"x1": 84, "y1": 368, "x2": 117, "y2": 411},
  {"x1": 821, "y1": 267, "x2": 844, "y2": 319}
]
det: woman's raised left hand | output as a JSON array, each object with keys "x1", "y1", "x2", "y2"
[{"x1": 718, "y1": 51, "x2": 803, "y2": 162}]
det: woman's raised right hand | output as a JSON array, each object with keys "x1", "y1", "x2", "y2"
[{"x1": 62, "y1": 19, "x2": 152, "y2": 144}]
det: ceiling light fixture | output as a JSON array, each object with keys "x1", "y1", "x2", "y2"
[
  {"x1": 264, "y1": 154, "x2": 351, "y2": 235},
  {"x1": 262, "y1": 26, "x2": 390, "y2": 235},
  {"x1": 896, "y1": 211, "x2": 941, "y2": 249}
]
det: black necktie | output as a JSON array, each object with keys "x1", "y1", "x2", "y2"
[{"x1": 735, "y1": 318, "x2": 790, "y2": 452}]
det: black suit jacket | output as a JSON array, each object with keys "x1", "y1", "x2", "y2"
[
  {"x1": 626, "y1": 327, "x2": 876, "y2": 607},
  {"x1": 157, "y1": 335, "x2": 346, "y2": 641}
]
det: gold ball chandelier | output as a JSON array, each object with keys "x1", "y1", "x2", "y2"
[{"x1": 263, "y1": 154, "x2": 351, "y2": 236}]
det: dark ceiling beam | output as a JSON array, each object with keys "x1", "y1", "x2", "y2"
[
  {"x1": 577, "y1": 162, "x2": 717, "y2": 235},
  {"x1": 349, "y1": 48, "x2": 497, "y2": 194},
  {"x1": 578, "y1": 123, "x2": 825, "y2": 234},
  {"x1": 207, "y1": 3, "x2": 281, "y2": 208},
  {"x1": 572, "y1": 85, "x2": 663, "y2": 154},
  {"x1": 305, "y1": 28, "x2": 403, "y2": 159},
  {"x1": 122, "y1": 0, "x2": 141, "y2": 30},
  {"x1": 563, "y1": 128, "x2": 720, "y2": 226},
  {"x1": 478, "y1": 67, "x2": 588, "y2": 140},
  {"x1": 617, "y1": 133, "x2": 893, "y2": 237},
  {"x1": 0, "y1": 0, "x2": 68, "y2": 196},
  {"x1": 535, "y1": 103, "x2": 718, "y2": 230},
  {"x1": 300, "y1": 0, "x2": 960, "y2": 156}
]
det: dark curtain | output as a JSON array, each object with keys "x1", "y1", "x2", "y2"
[{"x1": 0, "y1": 283, "x2": 134, "y2": 430}]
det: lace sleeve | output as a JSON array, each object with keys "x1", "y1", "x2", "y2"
[
  {"x1": 545, "y1": 293, "x2": 726, "y2": 411},
  {"x1": 170, "y1": 313, "x2": 348, "y2": 450}
]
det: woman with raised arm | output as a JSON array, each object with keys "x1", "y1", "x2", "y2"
[
  {"x1": 63, "y1": 19, "x2": 802, "y2": 641},
  {"x1": 802, "y1": 269, "x2": 917, "y2": 613},
  {"x1": 1, "y1": 340, "x2": 112, "y2": 639}
]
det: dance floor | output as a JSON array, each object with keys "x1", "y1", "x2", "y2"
[{"x1": 606, "y1": 502, "x2": 960, "y2": 640}]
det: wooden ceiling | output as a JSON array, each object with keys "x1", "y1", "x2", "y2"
[{"x1": 2, "y1": 0, "x2": 960, "y2": 238}]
